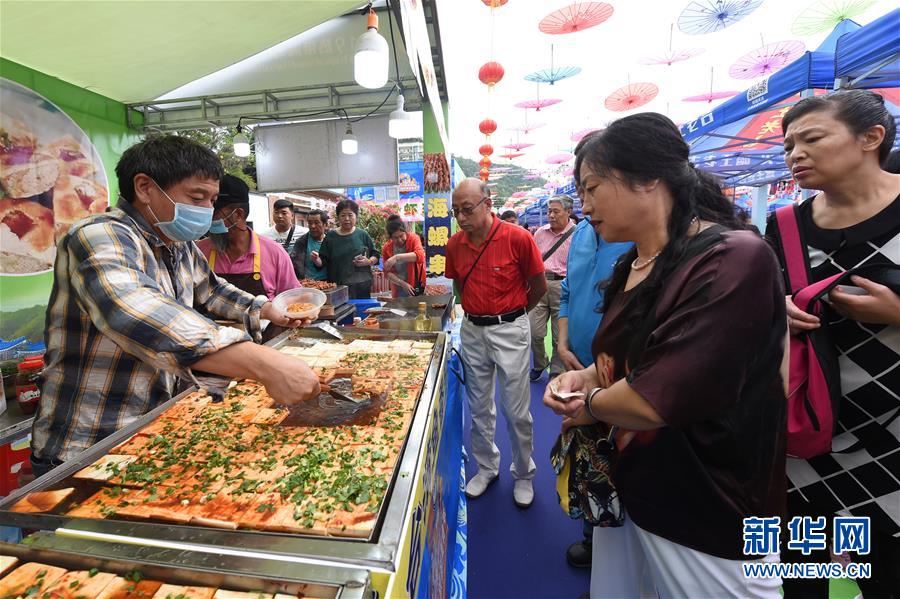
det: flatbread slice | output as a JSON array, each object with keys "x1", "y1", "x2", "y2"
[
  {"x1": 0, "y1": 562, "x2": 67, "y2": 596},
  {"x1": 152, "y1": 584, "x2": 216, "y2": 599},
  {"x1": 74, "y1": 455, "x2": 139, "y2": 482},
  {"x1": 96, "y1": 577, "x2": 164, "y2": 599},
  {"x1": 9, "y1": 487, "x2": 74, "y2": 513},
  {"x1": 43, "y1": 570, "x2": 119, "y2": 598}
]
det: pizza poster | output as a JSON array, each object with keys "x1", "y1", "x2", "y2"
[{"x1": 0, "y1": 77, "x2": 109, "y2": 343}]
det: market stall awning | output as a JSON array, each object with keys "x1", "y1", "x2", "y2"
[
  {"x1": 0, "y1": 1, "x2": 363, "y2": 102},
  {"x1": 835, "y1": 8, "x2": 900, "y2": 87}
]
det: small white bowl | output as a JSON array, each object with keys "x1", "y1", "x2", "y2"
[{"x1": 272, "y1": 287, "x2": 327, "y2": 319}]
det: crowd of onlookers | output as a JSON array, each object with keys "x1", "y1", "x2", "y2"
[{"x1": 451, "y1": 90, "x2": 899, "y2": 598}]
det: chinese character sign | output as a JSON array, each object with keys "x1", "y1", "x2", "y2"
[{"x1": 424, "y1": 193, "x2": 451, "y2": 277}]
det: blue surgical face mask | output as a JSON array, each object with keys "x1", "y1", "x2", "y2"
[
  {"x1": 148, "y1": 180, "x2": 213, "y2": 241},
  {"x1": 209, "y1": 209, "x2": 238, "y2": 235}
]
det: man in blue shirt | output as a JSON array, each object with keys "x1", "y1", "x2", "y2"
[{"x1": 557, "y1": 213, "x2": 631, "y2": 570}]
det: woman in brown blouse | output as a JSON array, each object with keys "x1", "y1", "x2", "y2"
[{"x1": 545, "y1": 113, "x2": 788, "y2": 597}]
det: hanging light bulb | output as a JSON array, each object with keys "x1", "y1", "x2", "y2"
[
  {"x1": 388, "y1": 93, "x2": 414, "y2": 139},
  {"x1": 233, "y1": 125, "x2": 250, "y2": 158},
  {"x1": 341, "y1": 123, "x2": 358, "y2": 155},
  {"x1": 354, "y1": 9, "x2": 389, "y2": 89}
]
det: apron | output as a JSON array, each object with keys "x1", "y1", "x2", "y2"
[{"x1": 209, "y1": 235, "x2": 286, "y2": 342}]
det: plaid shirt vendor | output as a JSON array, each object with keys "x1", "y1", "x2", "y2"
[{"x1": 30, "y1": 136, "x2": 320, "y2": 476}]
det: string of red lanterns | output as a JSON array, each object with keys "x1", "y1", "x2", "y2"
[{"x1": 475, "y1": 2, "x2": 508, "y2": 182}]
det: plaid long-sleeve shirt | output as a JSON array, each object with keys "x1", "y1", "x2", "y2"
[{"x1": 32, "y1": 201, "x2": 267, "y2": 462}]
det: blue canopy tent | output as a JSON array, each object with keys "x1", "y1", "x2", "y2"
[
  {"x1": 835, "y1": 9, "x2": 900, "y2": 89},
  {"x1": 681, "y1": 14, "x2": 900, "y2": 227}
]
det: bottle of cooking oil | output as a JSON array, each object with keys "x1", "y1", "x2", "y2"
[{"x1": 414, "y1": 302, "x2": 432, "y2": 332}]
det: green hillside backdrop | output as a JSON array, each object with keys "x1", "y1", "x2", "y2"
[{"x1": 454, "y1": 156, "x2": 546, "y2": 208}]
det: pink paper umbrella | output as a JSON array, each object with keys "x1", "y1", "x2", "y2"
[
  {"x1": 539, "y1": 2, "x2": 614, "y2": 34},
  {"x1": 604, "y1": 82, "x2": 659, "y2": 112},
  {"x1": 729, "y1": 40, "x2": 805, "y2": 79},
  {"x1": 639, "y1": 48, "x2": 705, "y2": 66},
  {"x1": 512, "y1": 191, "x2": 528, "y2": 198},
  {"x1": 544, "y1": 182, "x2": 559, "y2": 189},
  {"x1": 546, "y1": 152, "x2": 574, "y2": 164},
  {"x1": 499, "y1": 152, "x2": 525, "y2": 160},
  {"x1": 563, "y1": 167, "x2": 575, "y2": 176},
  {"x1": 571, "y1": 128, "x2": 601, "y2": 142},
  {"x1": 513, "y1": 122, "x2": 546, "y2": 133},
  {"x1": 682, "y1": 90, "x2": 741, "y2": 102},
  {"x1": 515, "y1": 98, "x2": 562, "y2": 111},
  {"x1": 503, "y1": 142, "x2": 535, "y2": 151},
  {"x1": 524, "y1": 174, "x2": 541, "y2": 180}
]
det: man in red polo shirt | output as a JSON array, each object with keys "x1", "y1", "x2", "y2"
[{"x1": 446, "y1": 178, "x2": 546, "y2": 508}]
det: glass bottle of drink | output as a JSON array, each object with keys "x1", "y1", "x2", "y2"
[{"x1": 414, "y1": 302, "x2": 432, "y2": 332}]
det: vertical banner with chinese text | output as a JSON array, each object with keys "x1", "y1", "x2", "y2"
[{"x1": 424, "y1": 193, "x2": 451, "y2": 280}]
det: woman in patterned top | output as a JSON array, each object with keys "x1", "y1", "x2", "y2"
[{"x1": 767, "y1": 90, "x2": 900, "y2": 597}]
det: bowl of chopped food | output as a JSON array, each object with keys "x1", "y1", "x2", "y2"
[{"x1": 272, "y1": 287, "x2": 327, "y2": 320}]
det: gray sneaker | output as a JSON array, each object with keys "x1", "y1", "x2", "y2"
[
  {"x1": 513, "y1": 479, "x2": 533, "y2": 508},
  {"x1": 465, "y1": 471, "x2": 498, "y2": 498}
]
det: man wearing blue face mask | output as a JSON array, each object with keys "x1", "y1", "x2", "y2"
[{"x1": 31, "y1": 136, "x2": 320, "y2": 476}]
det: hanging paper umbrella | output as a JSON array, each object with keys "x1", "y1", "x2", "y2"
[
  {"x1": 503, "y1": 142, "x2": 535, "y2": 151},
  {"x1": 515, "y1": 98, "x2": 562, "y2": 111},
  {"x1": 479, "y1": 118, "x2": 498, "y2": 135},
  {"x1": 571, "y1": 128, "x2": 601, "y2": 142},
  {"x1": 479, "y1": 61, "x2": 505, "y2": 87},
  {"x1": 677, "y1": 0, "x2": 763, "y2": 35},
  {"x1": 479, "y1": 143, "x2": 494, "y2": 156},
  {"x1": 792, "y1": 0, "x2": 877, "y2": 36},
  {"x1": 492, "y1": 167, "x2": 512, "y2": 173},
  {"x1": 639, "y1": 24, "x2": 705, "y2": 66},
  {"x1": 683, "y1": 90, "x2": 740, "y2": 102},
  {"x1": 604, "y1": 82, "x2": 659, "y2": 112},
  {"x1": 539, "y1": 2, "x2": 614, "y2": 35},
  {"x1": 546, "y1": 152, "x2": 574, "y2": 164},
  {"x1": 482, "y1": 0, "x2": 508, "y2": 6},
  {"x1": 525, "y1": 44, "x2": 582, "y2": 85},
  {"x1": 500, "y1": 152, "x2": 525, "y2": 159},
  {"x1": 683, "y1": 67, "x2": 740, "y2": 103},
  {"x1": 524, "y1": 174, "x2": 541, "y2": 180},
  {"x1": 512, "y1": 191, "x2": 528, "y2": 198},
  {"x1": 512, "y1": 122, "x2": 546, "y2": 134},
  {"x1": 729, "y1": 40, "x2": 805, "y2": 79},
  {"x1": 544, "y1": 182, "x2": 559, "y2": 189}
]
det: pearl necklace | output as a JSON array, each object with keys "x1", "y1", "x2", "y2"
[{"x1": 631, "y1": 217, "x2": 699, "y2": 271}]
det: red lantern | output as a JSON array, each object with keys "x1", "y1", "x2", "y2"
[
  {"x1": 479, "y1": 167, "x2": 490, "y2": 177},
  {"x1": 479, "y1": 157, "x2": 492, "y2": 169},
  {"x1": 478, "y1": 62, "x2": 505, "y2": 87},
  {"x1": 481, "y1": 0, "x2": 508, "y2": 6},
  {"x1": 479, "y1": 143, "x2": 494, "y2": 156},
  {"x1": 479, "y1": 118, "x2": 497, "y2": 135}
]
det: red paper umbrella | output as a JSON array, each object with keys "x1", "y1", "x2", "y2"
[
  {"x1": 479, "y1": 118, "x2": 498, "y2": 135},
  {"x1": 539, "y1": 2, "x2": 614, "y2": 35},
  {"x1": 503, "y1": 142, "x2": 534, "y2": 151},
  {"x1": 515, "y1": 98, "x2": 562, "y2": 111},
  {"x1": 604, "y1": 82, "x2": 659, "y2": 112},
  {"x1": 729, "y1": 40, "x2": 805, "y2": 79},
  {"x1": 682, "y1": 90, "x2": 740, "y2": 102},
  {"x1": 479, "y1": 157, "x2": 492, "y2": 169},
  {"x1": 570, "y1": 128, "x2": 601, "y2": 142},
  {"x1": 479, "y1": 61, "x2": 505, "y2": 87},
  {"x1": 482, "y1": 0, "x2": 508, "y2": 7},
  {"x1": 499, "y1": 152, "x2": 525, "y2": 159},
  {"x1": 479, "y1": 143, "x2": 494, "y2": 156},
  {"x1": 546, "y1": 152, "x2": 574, "y2": 164}
]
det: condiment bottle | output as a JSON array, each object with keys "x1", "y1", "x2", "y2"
[
  {"x1": 414, "y1": 302, "x2": 432, "y2": 332},
  {"x1": 15, "y1": 356, "x2": 43, "y2": 415}
]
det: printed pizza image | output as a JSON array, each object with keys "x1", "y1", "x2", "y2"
[
  {"x1": 11, "y1": 338, "x2": 435, "y2": 539},
  {"x1": 0, "y1": 80, "x2": 109, "y2": 275}
]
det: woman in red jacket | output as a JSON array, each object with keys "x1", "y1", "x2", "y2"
[{"x1": 382, "y1": 215, "x2": 426, "y2": 297}]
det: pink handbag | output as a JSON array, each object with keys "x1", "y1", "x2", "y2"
[{"x1": 775, "y1": 206, "x2": 843, "y2": 458}]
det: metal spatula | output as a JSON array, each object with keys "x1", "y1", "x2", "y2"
[{"x1": 312, "y1": 322, "x2": 343, "y2": 339}]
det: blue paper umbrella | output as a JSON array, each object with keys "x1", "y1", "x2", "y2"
[
  {"x1": 525, "y1": 66, "x2": 582, "y2": 85},
  {"x1": 678, "y1": 0, "x2": 764, "y2": 35}
]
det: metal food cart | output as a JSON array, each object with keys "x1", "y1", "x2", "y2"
[{"x1": 0, "y1": 327, "x2": 463, "y2": 598}]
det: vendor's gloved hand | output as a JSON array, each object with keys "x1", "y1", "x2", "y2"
[{"x1": 261, "y1": 301, "x2": 315, "y2": 328}]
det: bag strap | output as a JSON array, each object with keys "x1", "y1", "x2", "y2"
[
  {"x1": 774, "y1": 205, "x2": 809, "y2": 294},
  {"x1": 460, "y1": 218, "x2": 501, "y2": 293},
  {"x1": 282, "y1": 225, "x2": 295, "y2": 252},
  {"x1": 541, "y1": 225, "x2": 577, "y2": 262}
]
